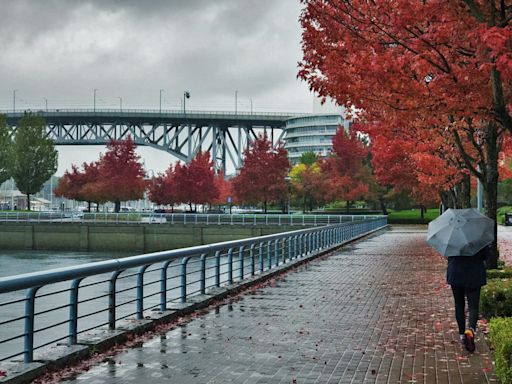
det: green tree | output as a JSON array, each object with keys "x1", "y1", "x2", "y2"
[
  {"x1": 0, "y1": 115, "x2": 12, "y2": 185},
  {"x1": 298, "y1": 151, "x2": 318, "y2": 167},
  {"x1": 10, "y1": 113, "x2": 58, "y2": 210}
]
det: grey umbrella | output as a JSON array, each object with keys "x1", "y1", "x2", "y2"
[{"x1": 427, "y1": 208, "x2": 494, "y2": 257}]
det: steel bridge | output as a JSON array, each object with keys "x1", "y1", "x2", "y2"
[{"x1": 3, "y1": 109, "x2": 303, "y2": 172}]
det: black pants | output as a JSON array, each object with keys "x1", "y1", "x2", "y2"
[{"x1": 450, "y1": 285, "x2": 481, "y2": 335}]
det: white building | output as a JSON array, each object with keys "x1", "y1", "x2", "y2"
[{"x1": 284, "y1": 98, "x2": 350, "y2": 164}]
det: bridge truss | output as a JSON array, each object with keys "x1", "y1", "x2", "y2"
[{"x1": 4, "y1": 109, "x2": 298, "y2": 173}]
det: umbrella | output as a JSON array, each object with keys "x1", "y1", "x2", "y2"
[{"x1": 427, "y1": 208, "x2": 494, "y2": 257}]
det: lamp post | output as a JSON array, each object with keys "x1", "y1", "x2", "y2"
[
  {"x1": 235, "y1": 90, "x2": 238, "y2": 114},
  {"x1": 93, "y1": 88, "x2": 98, "y2": 112},
  {"x1": 183, "y1": 91, "x2": 190, "y2": 114},
  {"x1": 159, "y1": 89, "x2": 164, "y2": 113},
  {"x1": 43, "y1": 97, "x2": 48, "y2": 112},
  {"x1": 250, "y1": 98, "x2": 253, "y2": 114},
  {"x1": 13, "y1": 89, "x2": 18, "y2": 113},
  {"x1": 118, "y1": 96, "x2": 123, "y2": 112}
]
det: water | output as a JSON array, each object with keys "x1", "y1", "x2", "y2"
[{"x1": 0, "y1": 250, "x2": 133, "y2": 278}]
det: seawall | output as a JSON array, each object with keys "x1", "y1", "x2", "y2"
[{"x1": 0, "y1": 223, "x2": 299, "y2": 252}]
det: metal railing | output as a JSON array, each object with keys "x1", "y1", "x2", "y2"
[
  {"x1": 0, "y1": 217, "x2": 387, "y2": 363},
  {"x1": 2, "y1": 108, "x2": 307, "y2": 118},
  {"x1": 0, "y1": 211, "x2": 386, "y2": 226}
]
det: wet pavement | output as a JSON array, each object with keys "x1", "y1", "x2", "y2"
[{"x1": 54, "y1": 226, "x2": 497, "y2": 383}]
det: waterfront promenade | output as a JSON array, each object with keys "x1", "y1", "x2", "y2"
[{"x1": 39, "y1": 226, "x2": 497, "y2": 383}]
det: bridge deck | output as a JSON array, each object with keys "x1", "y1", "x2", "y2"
[{"x1": 45, "y1": 226, "x2": 497, "y2": 383}]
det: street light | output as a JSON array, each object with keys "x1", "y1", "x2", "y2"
[
  {"x1": 13, "y1": 89, "x2": 18, "y2": 113},
  {"x1": 159, "y1": 89, "x2": 164, "y2": 113},
  {"x1": 183, "y1": 91, "x2": 190, "y2": 113},
  {"x1": 43, "y1": 97, "x2": 48, "y2": 112},
  {"x1": 118, "y1": 96, "x2": 123, "y2": 112},
  {"x1": 250, "y1": 98, "x2": 253, "y2": 114},
  {"x1": 93, "y1": 88, "x2": 98, "y2": 112},
  {"x1": 235, "y1": 90, "x2": 238, "y2": 114}
]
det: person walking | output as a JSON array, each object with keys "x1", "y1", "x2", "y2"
[{"x1": 446, "y1": 245, "x2": 488, "y2": 352}]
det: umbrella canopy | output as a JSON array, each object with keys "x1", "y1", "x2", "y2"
[{"x1": 427, "y1": 208, "x2": 494, "y2": 257}]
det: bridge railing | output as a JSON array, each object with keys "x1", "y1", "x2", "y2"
[
  {"x1": 0, "y1": 217, "x2": 387, "y2": 363},
  {"x1": 2, "y1": 108, "x2": 305, "y2": 118},
  {"x1": 0, "y1": 211, "x2": 386, "y2": 226}
]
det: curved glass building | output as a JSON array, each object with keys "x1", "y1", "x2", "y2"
[{"x1": 284, "y1": 113, "x2": 350, "y2": 164}]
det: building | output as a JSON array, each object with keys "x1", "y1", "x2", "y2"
[{"x1": 284, "y1": 98, "x2": 350, "y2": 164}]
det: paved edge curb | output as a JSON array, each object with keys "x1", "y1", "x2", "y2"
[{"x1": 0, "y1": 225, "x2": 389, "y2": 384}]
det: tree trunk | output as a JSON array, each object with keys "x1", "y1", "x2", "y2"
[
  {"x1": 346, "y1": 201, "x2": 350, "y2": 214},
  {"x1": 96, "y1": 203, "x2": 100, "y2": 212},
  {"x1": 303, "y1": 196, "x2": 306, "y2": 214},
  {"x1": 114, "y1": 200, "x2": 121, "y2": 213},
  {"x1": 87, "y1": 201, "x2": 91, "y2": 212},
  {"x1": 27, "y1": 193, "x2": 31, "y2": 211},
  {"x1": 484, "y1": 122, "x2": 499, "y2": 269},
  {"x1": 379, "y1": 197, "x2": 388, "y2": 215},
  {"x1": 264, "y1": 201, "x2": 267, "y2": 214}
]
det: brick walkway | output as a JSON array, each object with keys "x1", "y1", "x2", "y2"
[{"x1": 56, "y1": 226, "x2": 497, "y2": 383}]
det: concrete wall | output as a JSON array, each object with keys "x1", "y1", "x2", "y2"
[{"x1": 0, "y1": 223, "x2": 299, "y2": 252}]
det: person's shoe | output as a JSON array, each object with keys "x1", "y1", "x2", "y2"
[
  {"x1": 464, "y1": 329, "x2": 475, "y2": 352},
  {"x1": 459, "y1": 334, "x2": 466, "y2": 345}
]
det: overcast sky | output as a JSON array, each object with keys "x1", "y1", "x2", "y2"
[{"x1": 1, "y1": 0, "x2": 314, "y2": 174}]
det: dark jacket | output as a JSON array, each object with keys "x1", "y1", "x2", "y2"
[{"x1": 446, "y1": 246, "x2": 488, "y2": 289}]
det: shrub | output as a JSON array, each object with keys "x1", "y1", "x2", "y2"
[
  {"x1": 489, "y1": 317, "x2": 512, "y2": 384},
  {"x1": 487, "y1": 268, "x2": 512, "y2": 279},
  {"x1": 480, "y1": 278, "x2": 512, "y2": 318}
]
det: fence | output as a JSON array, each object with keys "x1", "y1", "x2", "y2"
[
  {"x1": 0, "y1": 211, "x2": 385, "y2": 226},
  {"x1": 0, "y1": 217, "x2": 387, "y2": 363}
]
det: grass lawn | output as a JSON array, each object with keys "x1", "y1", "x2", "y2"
[{"x1": 387, "y1": 208, "x2": 440, "y2": 222}]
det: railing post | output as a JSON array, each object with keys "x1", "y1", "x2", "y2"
[
  {"x1": 231, "y1": 214, "x2": 233, "y2": 225},
  {"x1": 259, "y1": 242, "x2": 265, "y2": 272},
  {"x1": 250, "y1": 244, "x2": 256, "y2": 275},
  {"x1": 109, "y1": 270, "x2": 123, "y2": 329},
  {"x1": 200, "y1": 253, "x2": 207, "y2": 294},
  {"x1": 23, "y1": 287, "x2": 39, "y2": 363},
  {"x1": 214, "y1": 250, "x2": 221, "y2": 287},
  {"x1": 69, "y1": 278, "x2": 83, "y2": 345},
  {"x1": 238, "y1": 246, "x2": 245, "y2": 280},
  {"x1": 195, "y1": 214, "x2": 198, "y2": 225},
  {"x1": 180, "y1": 257, "x2": 191, "y2": 303},
  {"x1": 278, "y1": 215, "x2": 281, "y2": 226},
  {"x1": 218, "y1": 214, "x2": 221, "y2": 225},
  {"x1": 160, "y1": 260, "x2": 173, "y2": 311},
  {"x1": 267, "y1": 240, "x2": 272, "y2": 269},
  {"x1": 227, "y1": 248, "x2": 234, "y2": 284},
  {"x1": 289, "y1": 237, "x2": 293, "y2": 261},
  {"x1": 136, "y1": 265, "x2": 150, "y2": 319},
  {"x1": 206, "y1": 214, "x2": 209, "y2": 225},
  {"x1": 274, "y1": 239, "x2": 279, "y2": 266}
]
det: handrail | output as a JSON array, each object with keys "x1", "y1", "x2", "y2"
[
  {"x1": 0, "y1": 222, "x2": 364, "y2": 293},
  {"x1": 0, "y1": 217, "x2": 387, "y2": 364},
  {"x1": 0, "y1": 211, "x2": 386, "y2": 226}
]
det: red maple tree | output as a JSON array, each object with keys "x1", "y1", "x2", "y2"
[
  {"x1": 174, "y1": 152, "x2": 218, "y2": 211},
  {"x1": 232, "y1": 135, "x2": 290, "y2": 213},
  {"x1": 299, "y1": 1, "x2": 512, "y2": 266},
  {"x1": 96, "y1": 137, "x2": 146, "y2": 212}
]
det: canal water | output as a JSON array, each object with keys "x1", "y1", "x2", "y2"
[{"x1": 0, "y1": 250, "x2": 133, "y2": 278}]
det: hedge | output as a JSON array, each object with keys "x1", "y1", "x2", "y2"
[
  {"x1": 489, "y1": 317, "x2": 512, "y2": 384},
  {"x1": 487, "y1": 268, "x2": 512, "y2": 280},
  {"x1": 480, "y1": 278, "x2": 512, "y2": 318}
]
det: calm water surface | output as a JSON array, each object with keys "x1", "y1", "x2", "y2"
[{"x1": 0, "y1": 250, "x2": 133, "y2": 278}]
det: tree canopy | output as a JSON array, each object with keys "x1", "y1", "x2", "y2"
[
  {"x1": 232, "y1": 135, "x2": 290, "y2": 213},
  {"x1": 10, "y1": 113, "x2": 57, "y2": 210}
]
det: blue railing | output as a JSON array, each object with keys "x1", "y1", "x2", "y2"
[
  {"x1": 0, "y1": 211, "x2": 385, "y2": 226},
  {"x1": 0, "y1": 217, "x2": 387, "y2": 363}
]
